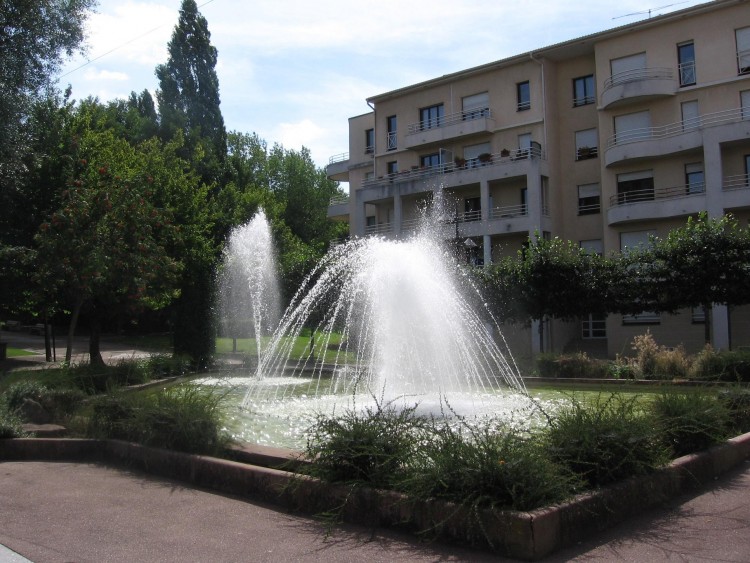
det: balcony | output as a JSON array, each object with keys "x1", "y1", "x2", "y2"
[
  {"x1": 404, "y1": 108, "x2": 494, "y2": 149},
  {"x1": 327, "y1": 194, "x2": 350, "y2": 219},
  {"x1": 600, "y1": 67, "x2": 676, "y2": 109},
  {"x1": 361, "y1": 144, "x2": 544, "y2": 194},
  {"x1": 604, "y1": 107, "x2": 749, "y2": 167},
  {"x1": 723, "y1": 173, "x2": 750, "y2": 210},
  {"x1": 326, "y1": 152, "x2": 349, "y2": 181},
  {"x1": 607, "y1": 182, "x2": 706, "y2": 225}
]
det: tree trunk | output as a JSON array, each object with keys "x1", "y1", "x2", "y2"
[
  {"x1": 703, "y1": 303, "x2": 711, "y2": 345},
  {"x1": 65, "y1": 296, "x2": 84, "y2": 364},
  {"x1": 89, "y1": 315, "x2": 104, "y2": 367}
]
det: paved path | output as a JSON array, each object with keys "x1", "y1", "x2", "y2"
[{"x1": 1, "y1": 460, "x2": 750, "y2": 562}]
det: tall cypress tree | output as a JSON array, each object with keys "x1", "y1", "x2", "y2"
[
  {"x1": 156, "y1": 0, "x2": 226, "y2": 186},
  {"x1": 155, "y1": 0, "x2": 227, "y2": 366}
]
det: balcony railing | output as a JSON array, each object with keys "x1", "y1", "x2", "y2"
[
  {"x1": 328, "y1": 152, "x2": 349, "y2": 165},
  {"x1": 723, "y1": 173, "x2": 750, "y2": 190},
  {"x1": 364, "y1": 222, "x2": 392, "y2": 236},
  {"x1": 678, "y1": 61, "x2": 696, "y2": 86},
  {"x1": 609, "y1": 182, "x2": 705, "y2": 207},
  {"x1": 361, "y1": 144, "x2": 544, "y2": 189},
  {"x1": 602, "y1": 67, "x2": 673, "y2": 91},
  {"x1": 329, "y1": 194, "x2": 350, "y2": 206},
  {"x1": 406, "y1": 107, "x2": 492, "y2": 135},
  {"x1": 387, "y1": 131, "x2": 397, "y2": 151},
  {"x1": 490, "y1": 204, "x2": 527, "y2": 220},
  {"x1": 738, "y1": 48, "x2": 750, "y2": 74},
  {"x1": 605, "y1": 107, "x2": 749, "y2": 149}
]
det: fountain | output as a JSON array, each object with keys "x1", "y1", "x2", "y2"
[
  {"x1": 204, "y1": 192, "x2": 534, "y2": 448},
  {"x1": 217, "y1": 210, "x2": 281, "y2": 372}
]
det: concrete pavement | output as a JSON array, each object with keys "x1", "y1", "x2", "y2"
[{"x1": 1, "y1": 459, "x2": 749, "y2": 562}]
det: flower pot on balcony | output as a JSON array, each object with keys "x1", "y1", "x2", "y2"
[
  {"x1": 500, "y1": 149, "x2": 510, "y2": 158},
  {"x1": 478, "y1": 153, "x2": 492, "y2": 164}
]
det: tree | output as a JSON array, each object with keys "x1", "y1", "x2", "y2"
[
  {"x1": 35, "y1": 129, "x2": 183, "y2": 365},
  {"x1": 0, "y1": 0, "x2": 95, "y2": 192},
  {"x1": 646, "y1": 213, "x2": 750, "y2": 344},
  {"x1": 156, "y1": 0, "x2": 226, "y2": 187}
]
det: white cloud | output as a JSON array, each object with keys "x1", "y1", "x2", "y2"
[{"x1": 83, "y1": 68, "x2": 129, "y2": 81}]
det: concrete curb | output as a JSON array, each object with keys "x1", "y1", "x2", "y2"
[{"x1": 2, "y1": 434, "x2": 750, "y2": 561}]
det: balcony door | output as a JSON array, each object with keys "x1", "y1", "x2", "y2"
[
  {"x1": 614, "y1": 110, "x2": 651, "y2": 144},
  {"x1": 617, "y1": 170, "x2": 654, "y2": 203},
  {"x1": 610, "y1": 52, "x2": 646, "y2": 83}
]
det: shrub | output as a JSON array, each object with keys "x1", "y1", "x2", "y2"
[
  {"x1": 87, "y1": 384, "x2": 230, "y2": 455},
  {"x1": 0, "y1": 405, "x2": 26, "y2": 439},
  {"x1": 302, "y1": 402, "x2": 426, "y2": 489},
  {"x1": 650, "y1": 391, "x2": 730, "y2": 457},
  {"x1": 536, "y1": 352, "x2": 610, "y2": 379},
  {"x1": 406, "y1": 419, "x2": 579, "y2": 512},
  {"x1": 629, "y1": 332, "x2": 690, "y2": 379},
  {"x1": 717, "y1": 387, "x2": 750, "y2": 434},
  {"x1": 544, "y1": 393, "x2": 668, "y2": 487},
  {"x1": 2, "y1": 380, "x2": 85, "y2": 422},
  {"x1": 62, "y1": 361, "x2": 150, "y2": 394},
  {"x1": 145, "y1": 354, "x2": 192, "y2": 378},
  {"x1": 691, "y1": 346, "x2": 750, "y2": 382}
]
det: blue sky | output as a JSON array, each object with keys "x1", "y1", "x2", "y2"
[{"x1": 58, "y1": 0, "x2": 709, "y2": 170}]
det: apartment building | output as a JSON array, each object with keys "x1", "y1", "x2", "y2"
[{"x1": 326, "y1": 0, "x2": 750, "y2": 362}]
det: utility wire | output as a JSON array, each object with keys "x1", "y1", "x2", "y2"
[{"x1": 59, "y1": 0, "x2": 217, "y2": 79}]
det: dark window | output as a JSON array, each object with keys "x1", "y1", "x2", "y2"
[
  {"x1": 578, "y1": 184, "x2": 601, "y2": 215},
  {"x1": 617, "y1": 174, "x2": 654, "y2": 204},
  {"x1": 365, "y1": 129, "x2": 374, "y2": 154},
  {"x1": 386, "y1": 161, "x2": 398, "y2": 175},
  {"x1": 573, "y1": 75, "x2": 595, "y2": 107},
  {"x1": 420, "y1": 153, "x2": 441, "y2": 168},
  {"x1": 517, "y1": 81, "x2": 530, "y2": 111},
  {"x1": 582, "y1": 313, "x2": 607, "y2": 339},
  {"x1": 678, "y1": 42, "x2": 696, "y2": 86},
  {"x1": 387, "y1": 115, "x2": 397, "y2": 151},
  {"x1": 420, "y1": 104, "x2": 444, "y2": 130},
  {"x1": 521, "y1": 188, "x2": 528, "y2": 214},
  {"x1": 464, "y1": 197, "x2": 481, "y2": 221}
]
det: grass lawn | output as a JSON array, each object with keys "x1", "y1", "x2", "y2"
[
  {"x1": 216, "y1": 332, "x2": 351, "y2": 363},
  {"x1": 6, "y1": 347, "x2": 36, "y2": 357}
]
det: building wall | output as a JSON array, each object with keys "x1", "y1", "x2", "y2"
[{"x1": 329, "y1": 0, "x2": 750, "y2": 362}]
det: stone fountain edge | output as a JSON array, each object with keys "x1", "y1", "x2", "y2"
[{"x1": 2, "y1": 433, "x2": 750, "y2": 561}]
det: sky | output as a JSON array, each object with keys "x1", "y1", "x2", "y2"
[{"x1": 57, "y1": 0, "x2": 711, "y2": 172}]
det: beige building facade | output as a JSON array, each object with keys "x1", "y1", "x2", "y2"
[{"x1": 327, "y1": 0, "x2": 750, "y2": 363}]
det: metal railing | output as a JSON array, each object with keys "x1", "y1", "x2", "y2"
[
  {"x1": 387, "y1": 131, "x2": 397, "y2": 151},
  {"x1": 329, "y1": 194, "x2": 350, "y2": 206},
  {"x1": 490, "y1": 204, "x2": 527, "y2": 220},
  {"x1": 364, "y1": 222, "x2": 392, "y2": 236},
  {"x1": 361, "y1": 144, "x2": 544, "y2": 189},
  {"x1": 406, "y1": 107, "x2": 492, "y2": 135},
  {"x1": 609, "y1": 182, "x2": 705, "y2": 207},
  {"x1": 605, "y1": 107, "x2": 748, "y2": 149},
  {"x1": 678, "y1": 61, "x2": 696, "y2": 86},
  {"x1": 738, "y1": 49, "x2": 750, "y2": 74},
  {"x1": 723, "y1": 173, "x2": 750, "y2": 191},
  {"x1": 328, "y1": 152, "x2": 349, "y2": 165},
  {"x1": 602, "y1": 67, "x2": 673, "y2": 91}
]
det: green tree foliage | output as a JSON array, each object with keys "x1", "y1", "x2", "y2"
[
  {"x1": 35, "y1": 128, "x2": 185, "y2": 365},
  {"x1": 0, "y1": 0, "x2": 95, "y2": 191},
  {"x1": 156, "y1": 0, "x2": 226, "y2": 187},
  {"x1": 646, "y1": 213, "x2": 750, "y2": 343}
]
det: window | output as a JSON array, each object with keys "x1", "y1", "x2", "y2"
[
  {"x1": 741, "y1": 90, "x2": 750, "y2": 120},
  {"x1": 610, "y1": 52, "x2": 647, "y2": 84},
  {"x1": 515, "y1": 133, "x2": 532, "y2": 159},
  {"x1": 517, "y1": 81, "x2": 530, "y2": 111},
  {"x1": 420, "y1": 153, "x2": 440, "y2": 168},
  {"x1": 578, "y1": 183, "x2": 601, "y2": 215},
  {"x1": 464, "y1": 197, "x2": 481, "y2": 222},
  {"x1": 573, "y1": 74, "x2": 595, "y2": 106},
  {"x1": 365, "y1": 128, "x2": 374, "y2": 154},
  {"x1": 681, "y1": 100, "x2": 700, "y2": 131},
  {"x1": 464, "y1": 142, "x2": 491, "y2": 168},
  {"x1": 419, "y1": 104, "x2": 444, "y2": 130},
  {"x1": 617, "y1": 170, "x2": 654, "y2": 204},
  {"x1": 691, "y1": 307, "x2": 706, "y2": 324},
  {"x1": 677, "y1": 42, "x2": 696, "y2": 86},
  {"x1": 462, "y1": 92, "x2": 489, "y2": 120},
  {"x1": 580, "y1": 239, "x2": 603, "y2": 255},
  {"x1": 386, "y1": 161, "x2": 398, "y2": 175},
  {"x1": 736, "y1": 27, "x2": 750, "y2": 74},
  {"x1": 521, "y1": 188, "x2": 528, "y2": 214},
  {"x1": 582, "y1": 314, "x2": 607, "y2": 339},
  {"x1": 685, "y1": 162, "x2": 705, "y2": 194},
  {"x1": 614, "y1": 110, "x2": 651, "y2": 144},
  {"x1": 575, "y1": 129, "x2": 598, "y2": 160},
  {"x1": 386, "y1": 115, "x2": 397, "y2": 151}
]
